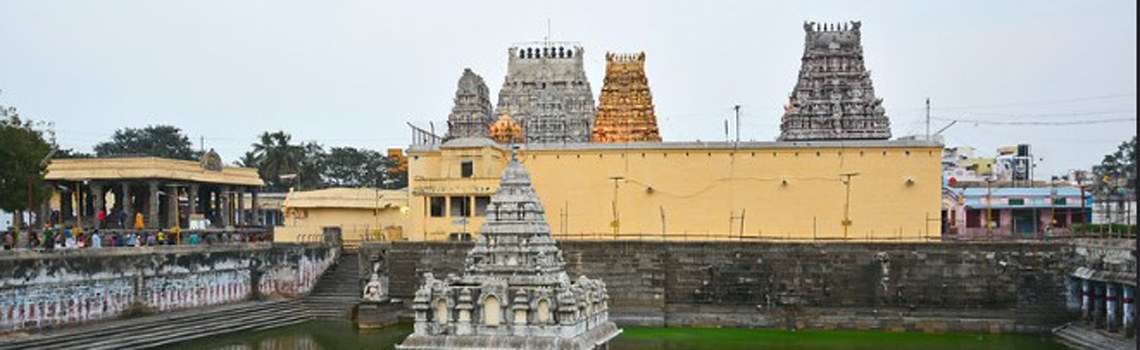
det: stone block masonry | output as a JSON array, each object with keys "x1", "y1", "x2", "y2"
[
  {"x1": 375, "y1": 241, "x2": 1077, "y2": 333},
  {"x1": 0, "y1": 243, "x2": 335, "y2": 334}
]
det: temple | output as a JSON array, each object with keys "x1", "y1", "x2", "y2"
[
  {"x1": 779, "y1": 21, "x2": 892, "y2": 141},
  {"x1": 591, "y1": 52, "x2": 662, "y2": 143},
  {"x1": 495, "y1": 42, "x2": 596, "y2": 144},
  {"x1": 398, "y1": 149, "x2": 621, "y2": 350},
  {"x1": 446, "y1": 69, "x2": 494, "y2": 140}
]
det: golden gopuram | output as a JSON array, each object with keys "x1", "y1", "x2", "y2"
[
  {"x1": 590, "y1": 52, "x2": 662, "y2": 143},
  {"x1": 489, "y1": 113, "x2": 524, "y2": 144}
]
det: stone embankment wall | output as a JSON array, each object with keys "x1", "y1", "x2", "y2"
[
  {"x1": 0, "y1": 243, "x2": 335, "y2": 333},
  {"x1": 373, "y1": 241, "x2": 1074, "y2": 333}
]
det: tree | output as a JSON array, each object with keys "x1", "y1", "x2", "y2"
[
  {"x1": 94, "y1": 125, "x2": 200, "y2": 160},
  {"x1": 0, "y1": 106, "x2": 54, "y2": 230},
  {"x1": 325, "y1": 146, "x2": 390, "y2": 187},
  {"x1": 248, "y1": 131, "x2": 330, "y2": 191},
  {"x1": 1094, "y1": 136, "x2": 1136, "y2": 193},
  {"x1": 55, "y1": 148, "x2": 94, "y2": 159}
]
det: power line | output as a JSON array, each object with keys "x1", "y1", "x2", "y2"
[
  {"x1": 932, "y1": 109, "x2": 1136, "y2": 119},
  {"x1": 933, "y1": 93, "x2": 1136, "y2": 110},
  {"x1": 931, "y1": 116, "x2": 1136, "y2": 125}
]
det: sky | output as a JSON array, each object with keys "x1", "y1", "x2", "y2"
[{"x1": 0, "y1": 0, "x2": 1135, "y2": 177}]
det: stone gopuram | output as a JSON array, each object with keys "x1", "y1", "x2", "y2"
[
  {"x1": 397, "y1": 150, "x2": 621, "y2": 350},
  {"x1": 779, "y1": 21, "x2": 891, "y2": 141},
  {"x1": 591, "y1": 52, "x2": 662, "y2": 143},
  {"x1": 446, "y1": 68, "x2": 494, "y2": 140},
  {"x1": 495, "y1": 42, "x2": 596, "y2": 144}
]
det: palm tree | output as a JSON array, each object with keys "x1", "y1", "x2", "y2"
[{"x1": 251, "y1": 131, "x2": 302, "y2": 190}]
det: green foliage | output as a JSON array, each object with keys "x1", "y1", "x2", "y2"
[
  {"x1": 1072, "y1": 223, "x2": 1139, "y2": 236},
  {"x1": 55, "y1": 148, "x2": 94, "y2": 159},
  {"x1": 1093, "y1": 136, "x2": 1136, "y2": 194},
  {"x1": 325, "y1": 146, "x2": 390, "y2": 188},
  {"x1": 0, "y1": 107, "x2": 54, "y2": 212},
  {"x1": 244, "y1": 131, "x2": 406, "y2": 191},
  {"x1": 93, "y1": 125, "x2": 200, "y2": 160}
]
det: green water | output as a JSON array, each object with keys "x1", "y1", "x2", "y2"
[{"x1": 158, "y1": 321, "x2": 1066, "y2": 350}]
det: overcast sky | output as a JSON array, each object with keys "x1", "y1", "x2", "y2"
[{"x1": 0, "y1": 0, "x2": 1135, "y2": 177}]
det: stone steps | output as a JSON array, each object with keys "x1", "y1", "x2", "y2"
[
  {"x1": 0, "y1": 300, "x2": 307, "y2": 350},
  {"x1": 301, "y1": 251, "x2": 362, "y2": 320},
  {"x1": 1053, "y1": 322, "x2": 1136, "y2": 350}
]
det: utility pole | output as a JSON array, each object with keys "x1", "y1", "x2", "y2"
[
  {"x1": 925, "y1": 98, "x2": 931, "y2": 141},
  {"x1": 986, "y1": 178, "x2": 994, "y2": 241},
  {"x1": 840, "y1": 172, "x2": 860, "y2": 239},
  {"x1": 734, "y1": 105, "x2": 741, "y2": 145}
]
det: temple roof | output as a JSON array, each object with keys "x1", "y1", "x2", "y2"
[{"x1": 45, "y1": 157, "x2": 263, "y2": 186}]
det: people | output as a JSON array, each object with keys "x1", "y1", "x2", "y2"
[
  {"x1": 188, "y1": 232, "x2": 200, "y2": 246},
  {"x1": 126, "y1": 232, "x2": 138, "y2": 247},
  {"x1": 134, "y1": 212, "x2": 145, "y2": 230},
  {"x1": 156, "y1": 230, "x2": 166, "y2": 246},
  {"x1": 96, "y1": 210, "x2": 106, "y2": 229},
  {"x1": 90, "y1": 230, "x2": 102, "y2": 248},
  {"x1": 64, "y1": 230, "x2": 77, "y2": 249},
  {"x1": 3, "y1": 233, "x2": 12, "y2": 250},
  {"x1": 146, "y1": 232, "x2": 157, "y2": 246}
]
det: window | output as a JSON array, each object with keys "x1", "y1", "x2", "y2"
[
  {"x1": 435, "y1": 299, "x2": 449, "y2": 325},
  {"x1": 461, "y1": 161, "x2": 474, "y2": 178},
  {"x1": 537, "y1": 299, "x2": 550, "y2": 324},
  {"x1": 475, "y1": 196, "x2": 491, "y2": 216},
  {"x1": 484, "y1": 295, "x2": 501, "y2": 326},
  {"x1": 430, "y1": 197, "x2": 445, "y2": 217},
  {"x1": 450, "y1": 196, "x2": 471, "y2": 217},
  {"x1": 1009, "y1": 198, "x2": 1025, "y2": 206},
  {"x1": 966, "y1": 209, "x2": 982, "y2": 228},
  {"x1": 1055, "y1": 198, "x2": 1067, "y2": 205}
]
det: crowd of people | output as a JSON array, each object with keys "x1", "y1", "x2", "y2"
[{"x1": 2, "y1": 227, "x2": 266, "y2": 251}]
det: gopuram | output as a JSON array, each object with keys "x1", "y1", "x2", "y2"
[
  {"x1": 778, "y1": 21, "x2": 892, "y2": 141},
  {"x1": 446, "y1": 69, "x2": 494, "y2": 140},
  {"x1": 397, "y1": 149, "x2": 621, "y2": 350},
  {"x1": 489, "y1": 113, "x2": 525, "y2": 144},
  {"x1": 495, "y1": 42, "x2": 596, "y2": 144},
  {"x1": 591, "y1": 52, "x2": 662, "y2": 143}
]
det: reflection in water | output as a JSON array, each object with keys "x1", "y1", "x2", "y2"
[{"x1": 158, "y1": 321, "x2": 1064, "y2": 350}]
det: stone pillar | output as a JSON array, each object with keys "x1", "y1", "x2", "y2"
[
  {"x1": 1095, "y1": 282, "x2": 1106, "y2": 328},
  {"x1": 1124, "y1": 285, "x2": 1134, "y2": 337},
  {"x1": 91, "y1": 182, "x2": 104, "y2": 229},
  {"x1": 60, "y1": 188, "x2": 73, "y2": 226},
  {"x1": 166, "y1": 184, "x2": 180, "y2": 229},
  {"x1": 236, "y1": 187, "x2": 246, "y2": 226},
  {"x1": 147, "y1": 181, "x2": 160, "y2": 229},
  {"x1": 1081, "y1": 279, "x2": 1092, "y2": 322},
  {"x1": 121, "y1": 183, "x2": 134, "y2": 229},
  {"x1": 221, "y1": 186, "x2": 233, "y2": 229},
  {"x1": 187, "y1": 184, "x2": 199, "y2": 216},
  {"x1": 251, "y1": 190, "x2": 261, "y2": 226},
  {"x1": 1108, "y1": 283, "x2": 1119, "y2": 332}
]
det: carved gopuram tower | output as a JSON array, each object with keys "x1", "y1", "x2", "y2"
[
  {"x1": 591, "y1": 52, "x2": 662, "y2": 143},
  {"x1": 446, "y1": 69, "x2": 494, "y2": 140},
  {"x1": 779, "y1": 21, "x2": 891, "y2": 141},
  {"x1": 398, "y1": 149, "x2": 621, "y2": 350},
  {"x1": 495, "y1": 42, "x2": 596, "y2": 144}
]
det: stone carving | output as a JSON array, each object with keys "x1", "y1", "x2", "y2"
[
  {"x1": 591, "y1": 52, "x2": 662, "y2": 143},
  {"x1": 779, "y1": 21, "x2": 892, "y2": 141},
  {"x1": 200, "y1": 149, "x2": 223, "y2": 171},
  {"x1": 446, "y1": 69, "x2": 494, "y2": 140},
  {"x1": 363, "y1": 249, "x2": 389, "y2": 302},
  {"x1": 398, "y1": 148, "x2": 621, "y2": 350},
  {"x1": 495, "y1": 42, "x2": 596, "y2": 144}
]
